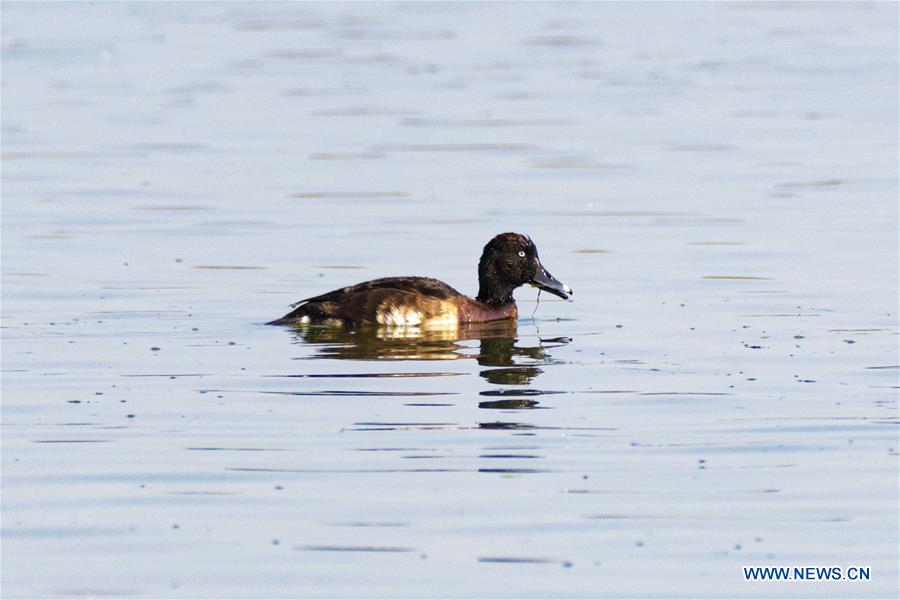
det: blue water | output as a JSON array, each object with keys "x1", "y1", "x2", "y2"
[{"x1": 2, "y1": 2, "x2": 897, "y2": 598}]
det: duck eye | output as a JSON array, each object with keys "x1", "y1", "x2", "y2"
[{"x1": 518, "y1": 251, "x2": 526, "y2": 258}]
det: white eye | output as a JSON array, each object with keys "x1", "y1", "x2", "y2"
[{"x1": 518, "y1": 251, "x2": 526, "y2": 257}]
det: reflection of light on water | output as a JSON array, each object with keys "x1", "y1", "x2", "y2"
[
  {"x1": 283, "y1": 321, "x2": 573, "y2": 419},
  {"x1": 286, "y1": 321, "x2": 570, "y2": 366},
  {"x1": 372, "y1": 325, "x2": 454, "y2": 340}
]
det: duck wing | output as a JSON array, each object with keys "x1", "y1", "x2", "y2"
[{"x1": 268, "y1": 277, "x2": 465, "y2": 325}]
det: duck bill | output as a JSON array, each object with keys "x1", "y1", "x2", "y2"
[{"x1": 530, "y1": 264, "x2": 572, "y2": 300}]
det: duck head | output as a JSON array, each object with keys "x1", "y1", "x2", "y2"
[{"x1": 476, "y1": 232, "x2": 572, "y2": 305}]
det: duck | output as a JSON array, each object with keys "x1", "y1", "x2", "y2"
[{"x1": 267, "y1": 232, "x2": 572, "y2": 327}]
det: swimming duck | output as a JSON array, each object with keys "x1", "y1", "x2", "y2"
[{"x1": 267, "y1": 232, "x2": 572, "y2": 326}]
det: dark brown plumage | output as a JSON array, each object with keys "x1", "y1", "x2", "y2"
[{"x1": 267, "y1": 233, "x2": 571, "y2": 326}]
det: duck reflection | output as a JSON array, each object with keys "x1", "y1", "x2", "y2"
[
  {"x1": 289, "y1": 320, "x2": 520, "y2": 361},
  {"x1": 287, "y1": 321, "x2": 570, "y2": 411}
]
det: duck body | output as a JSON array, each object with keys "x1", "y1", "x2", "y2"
[
  {"x1": 267, "y1": 276, "x2": 517, "y2": 326},
  {"x1": 268, "y1": 233, "x2": 570, "y2": 327}
]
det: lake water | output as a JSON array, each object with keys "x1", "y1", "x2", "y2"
[{"x1": 1, "y1": 2, "x2": 898, "y2": 598}]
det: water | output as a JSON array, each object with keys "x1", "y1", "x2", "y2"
[{"x1": 2, "y1": 2, "x2": 898, "y2": 598}]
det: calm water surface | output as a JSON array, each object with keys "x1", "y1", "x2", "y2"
[{"x1": 2, "y1": 2, "x2": 898, "y2": 598}]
